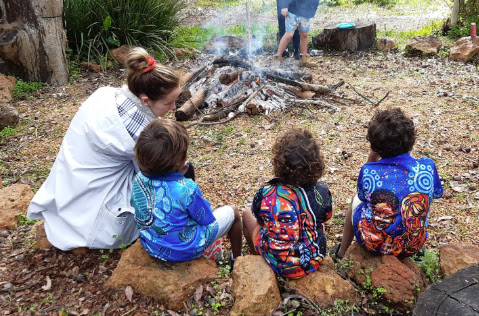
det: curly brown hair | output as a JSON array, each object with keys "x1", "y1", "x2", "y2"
[
  {"x1": 272, "y1": 129, "x2": 325, "y2": 187},
  {"x1": 367, "y1": 107, "x2": 416, "y2": 158},
  {"x1": 134, "y1": 119, "x2": 189, "y2": 176}
]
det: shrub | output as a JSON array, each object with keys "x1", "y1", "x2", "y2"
[
  {"x1": 63, "y1": 0, "x2": 186, "y2": 63},
  {"x1": 12, "y1": 79, "x2": 43, "y2": 100}
]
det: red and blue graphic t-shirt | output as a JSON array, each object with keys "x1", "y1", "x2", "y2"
[
  {"x1": 353, "y1": 153, "x2": 443, "y2": 256},
  {"x1": 252, "y1": 179, "x2": 332, "y2": 279}
]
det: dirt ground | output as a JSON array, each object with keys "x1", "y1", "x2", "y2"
[{"x1": 2, "y1": 1, "x2": 479, "y2": 315}]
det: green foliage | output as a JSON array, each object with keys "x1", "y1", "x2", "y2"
[
  {"x1": 16, "y1": 213, "x2": 38, "y2": 226},
  {"x1": 320, "y1": 299, "x2": 360, "y2": 316},
  {"x1": 12, "y1": 79, "x2": 44, "y2": 100},
  {"x1": 0, "y1": 126, "x2": 19, "y2": 142},
  {"x1": 324, "y1": 0, "x2": 397, "y2": 7},
  {"x1": 414, "y1": 250, "x2": 443, "y2": 283},
  {"x1": 63, "y1": 0, "x2": 186, "y2": 63},
  {"x1": 171, "y1": 22, "x2": 277, "y2": 52},
  {"x1": 448, "y1": 16, "x2": 479, "y2": 39}
]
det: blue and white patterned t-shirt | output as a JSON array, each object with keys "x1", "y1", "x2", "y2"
[
  {"x1": 131, "y1": 172, "x2": 218, "y2": 262},
  {"x1": 353, "y1": 153, "x2": 443, "y2": 256}
]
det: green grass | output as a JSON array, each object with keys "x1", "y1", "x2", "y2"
[
  {"x1": 377, "y1": 19, "x2": 447, "y2": 49},
  {"x1": 0, "y1": 126, "x2": 19, "y2": 141},
  {"x1": 12, "y1": 79, "x2": 44, "y2": 100},
  {"x1": 414, "y1": 250, "x2": 442, "y2": 283},
  {"x1": 172, "y1": 22, "x2": 277, "y2": 51}
]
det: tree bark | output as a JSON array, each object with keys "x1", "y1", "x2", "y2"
[
  {"x1": 312, "y1": 21, "x2": 376, "y2": 51},
  {"x1": 451, "y1": 0, "x2": 460, "y2": 25},
  {"x1": 0, "y1": 0, "x2": 68, "y2": 85}
]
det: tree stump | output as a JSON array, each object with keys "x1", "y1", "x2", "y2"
[
  {"x1": 0, "y1": 0, "x2": 68, "y2": 85},
  {"x1": 412, "y1": 264, "x2": 479, "y2": 316},
  {"x1": 312, "y1": 21, "x2": 376, "y2": 51}
]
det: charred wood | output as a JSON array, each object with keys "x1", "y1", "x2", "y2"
[{"x1": 175, "y1": 88, "x2": 207, "y2": 121}]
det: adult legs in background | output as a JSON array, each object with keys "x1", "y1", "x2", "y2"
[{"x1": 277, "y1": 2, "x2": 300, "y2": 58}]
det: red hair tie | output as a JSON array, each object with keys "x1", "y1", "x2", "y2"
[{"x1": 142, "y1": 56, "x2": 156, "y2": 73}]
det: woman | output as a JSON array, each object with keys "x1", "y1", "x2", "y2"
[{"x1": 27, "y1": 47, "x2": 186, "y2": 250}]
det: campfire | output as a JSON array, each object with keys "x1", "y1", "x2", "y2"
[{"x1": 175, "y1": 35, "x2": 351, "y2": 125}]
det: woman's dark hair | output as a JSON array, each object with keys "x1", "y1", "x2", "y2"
[
  {"x1": 272, "y1": 129, "x2": 325, "y2": 187},
  {"x1": 134, "y1": 119, "x2": 189, "y2": 176},
  {"x1": 126, "y1": 47, "x2": 179, "y2": 101},
  {"x1": 367, "y1": 107, "x2": 416, "y2": 158}
]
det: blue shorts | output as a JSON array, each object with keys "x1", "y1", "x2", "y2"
[
  {"x1": 285, "y1": 12, "x2": 311, "y2": 33},
  {"x1": 204, "y1": 206, "x2": 235, "y2": 247}
]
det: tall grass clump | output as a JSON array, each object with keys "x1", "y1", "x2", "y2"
[{"x1": 63, "y1": 0, "x2": 186, "y2": 63}]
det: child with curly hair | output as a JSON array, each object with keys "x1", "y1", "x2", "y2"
[
  {"x1": 243, "y1": 129, "x2": 332, "y2": 279},
  {"x1": 331, "y1": 108, "x2": 443, "y2": 261},
  {"x1": 131, "y1": 119, "x2": 242, "y2": 263}
]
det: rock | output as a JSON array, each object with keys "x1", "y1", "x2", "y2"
[
  {"x1": 32, "y1": 220, "x2": 52, "y2": 249},
  {"x1": 413, "y1": 264, "x2": 479, "y2": 316},
  {"x1": 0, "y1": 103, "x2": 19, "y2": 131},
  {"x1": 106, "y1": 240, "x2": 218, "y2": 310},
  {"x1": 0, "y1": 231, "x2": 8, "y2": 238},
  {"x1": 109, "y1": 45, "x2": 132, "y2": 67},
  {"x1": 230, "y1": 255, "x2": 281, "y2": 316},
  {"x1": 376, "y1": 38, "x2": 395, "y2": 51},
  {"x1": 79, "y1": 62, "x2": 101, "y2": 73},
  {"x1": 406, "y1": 36, "x2": 442, "y2": 54},
  {"x1": 285, "y1": 257, "x2": 359, "y2": 308},
  {"x1": 439, "y1": 243, "x2": 479, "y2": 277},
  {"x1": 0, "y1": 184, "x2": 34, "y2": 230},
  {"x1": 449, "y1": 36, "x2": 479, "y2": 62},
  {"x1": 343, "y1": 243, "x2": 426, "y2": 312},
  {"x1": 0, "y1": 74, "x2": 16, "y2": 102},
  {"x1": 202, "y1": 35, "x2": 246, "y2": 55}
]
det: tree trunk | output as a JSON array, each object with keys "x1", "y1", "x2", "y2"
[
  {"x1": 312, "y1": 21, "x2": 376, "y2": 51},
  {"x1": 451, "y1": 0, "x2": 460, "y2": 25},
  {"x1": 0, "y1": 0, "x2": 68, "y2": 85}
]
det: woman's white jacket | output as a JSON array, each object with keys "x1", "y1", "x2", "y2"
[{"x1": 27, "y1": 86, "x2": 144, "y2": 250}]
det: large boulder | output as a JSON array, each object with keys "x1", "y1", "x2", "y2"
[
  {"x1": 406, "y1": 36, "x2": 442, "y2": 54},
  {"x1": 230, "y1": 255, "x2": 281, "y2": 316},
  {"x1": 0, "y1": 183, "x2": 34, "y2": 230},
  {"x1": 449, "y1": 36, "x2": 479, "y2": 62},
  {"x1": 0, "y1": 103, "x2": 19, "y2": 131},
  {"x1": 439, "y1": 243, "x2": 479, "y2": 277},
  {"x1": 106, "y1": 240, "x2": 219, "y2": 310},
  {"x1": 343, "y1": 243, "x2": 426, "y2": 312},
  {"x1": 0, "y1": 74, "x2": 16, "y2": 102},
  {"x1": 285, "y1": 257, "x2": 359, "y2": 308}
]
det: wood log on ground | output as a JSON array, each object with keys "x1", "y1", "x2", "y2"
[
  {"x1": 175, "y1": 88, "x2": 206, "y2": 122},
  {"x1": 312, "y1": 21, "x2": 376, "y2": 51},
  {"x1": 0, "y1": 0, "x2": 68, "y2": 84},
  {"x1": 219, "y1": 71, "x2": 239, "y2": 85}
]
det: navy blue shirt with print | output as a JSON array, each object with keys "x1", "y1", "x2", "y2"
[{"x1": 352, "y1": 153, "x2": 443, "y2": 256}]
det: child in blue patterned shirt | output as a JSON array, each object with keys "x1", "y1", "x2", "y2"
[
  {"x1": 131, "y1": 119, "x2": 242, "y2": 262},
  {"x1": 331, "y1": 108, "x2": 443, "y2": 261}
]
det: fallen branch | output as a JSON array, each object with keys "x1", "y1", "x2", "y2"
[{"x1": 373, "y1": 90, "x2": 391, "y2": 107}]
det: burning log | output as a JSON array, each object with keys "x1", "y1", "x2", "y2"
[{"x1": 175, "y1": 88, "x2": 206, "y2": 122}]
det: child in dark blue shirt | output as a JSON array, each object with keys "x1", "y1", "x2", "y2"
[{"x1": 332, "y1": 108, "x2": 443, "y2": 261}]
